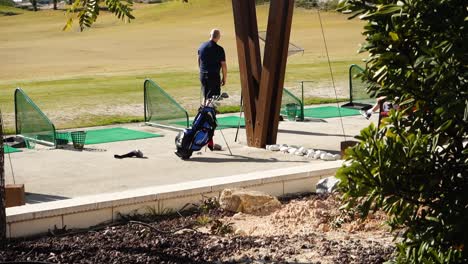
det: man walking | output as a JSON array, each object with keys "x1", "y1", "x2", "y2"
[
  {"x1": 198, "y1": 29, "x2": 227, "y2": 101},
  {"x1": 198, "y1": 29, "x2": 227, "y2": 151}
]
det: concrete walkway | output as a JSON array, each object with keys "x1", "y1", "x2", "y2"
[{"x1": 5, "y1": 108, "x2": 376, "y2": 204}]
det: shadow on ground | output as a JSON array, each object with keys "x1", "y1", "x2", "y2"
[
  {"x1": 187, "y1": 153, "x2": 309, "y2": 163},
  {"x1": 26, "y1": 192, "x2": 70, "y2": 204}
]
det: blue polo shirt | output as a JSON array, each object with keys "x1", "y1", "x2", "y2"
[{"x1": 198, "y1": 40, "x2": 225, "y2": 74}]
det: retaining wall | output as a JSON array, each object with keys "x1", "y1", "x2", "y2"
[{"x1": 6, "y1": 161, "x2": 342, "y2": 238}]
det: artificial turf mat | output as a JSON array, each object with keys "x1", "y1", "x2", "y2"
[
  {"x1": 173, "y1": 116, "x2": 245, "y2": 130},
  {"x1": 216, "y1": 116, "x2": 245, "y2": 129},
  {"x1": 302, "y1": 106, "x2": 361, "y2": 119},
  {"x1": 4, "y1": 145, "x2": 21, "y2": 154},
  {"x1": 81, "y1": 127, "x2": 162, "y2": 145}
]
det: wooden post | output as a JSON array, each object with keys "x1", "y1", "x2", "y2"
[
  {"x1": 232, "y1": 0, "x2": 262, "y2": 146},
  {"x1": 232, "y1": 0, "x2": 294, "y2": 148},
  {"x1": 255, "y1": 0, "x2": 295, "y2": 147}
]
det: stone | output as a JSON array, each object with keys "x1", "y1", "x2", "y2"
[
  {"x1": 294, "y1": 150, "x2": 304, "y2": 156},
  {"x1": 297, "y1": 147, "x2": 307, "y2": 154},
  {"x1": 269, "y1": 145, "x2": 280, "y2": 151},
  {"x1": 333, "y1": 154, "x2": 341, "y2": 160},
  {"x1": 219, "y1": 188, "x2": 281, "y2": 215},
  {"x1": 316, "y1": 176, "x2": 341, "y2": 194},
  {"x1": 313, "y1": 151, "x2": 321, "y2": 159},
  {"x1": 280, "y1": 146, "x2": 289, "y2": 153},
  {"x1": 287, "y1": 148, "x2": 297, "y2": 154},
  {"x1": 321, "y1": 153, "x2": 336, "y2": 161}
]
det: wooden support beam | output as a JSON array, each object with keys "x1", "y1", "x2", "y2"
[
  {"x1": 231, "y1": 0, "x2": 262, "y2": 146},
  {"x1": 254, "y1": 0, "x2": 295, "y2": 147}
]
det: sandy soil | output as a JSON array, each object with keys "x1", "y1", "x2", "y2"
[{"x1": 214, "y1": 193, "x2": 395, "y2": 263}]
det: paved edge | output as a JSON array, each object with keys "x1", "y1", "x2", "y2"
[{"x1": 6, "y1": 161, "x2": 343, "y2": 238}]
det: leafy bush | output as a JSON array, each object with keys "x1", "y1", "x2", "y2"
[
  {"x1": 336, "y1": 0, "x2": 467, "y2": 263},
  {"x1": 0, "y1": 0, "x2": 15, "y2": 7}
]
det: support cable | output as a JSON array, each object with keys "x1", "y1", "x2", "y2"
[{"x1": 317, "y1": 9, "x2": 348, "y2": 142}]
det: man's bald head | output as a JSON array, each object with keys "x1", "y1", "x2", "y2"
[{"x1": 210, "y1": 29, "x2": 221, "y2": 42}]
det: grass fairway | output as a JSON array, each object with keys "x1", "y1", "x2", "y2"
[{"x1": 0, "y1": 0, "x2": 365, "y2": 131}]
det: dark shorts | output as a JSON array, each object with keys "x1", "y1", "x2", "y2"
[{"x1": 200, "y1": 72, "x2": 221, "y2": 99}]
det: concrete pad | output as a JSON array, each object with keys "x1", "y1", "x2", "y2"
[{"x1": 4, "y1": 108, "x2": 374, "y2": 202}]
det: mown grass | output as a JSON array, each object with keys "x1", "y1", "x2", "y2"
[{"x1": 0, "y1": 0, "x2": 366, "y2": 130}]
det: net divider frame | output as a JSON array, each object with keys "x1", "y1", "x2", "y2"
[
  {"x1": 349, "y1": 64, "x2": 364, "y2": 104},
  {"x1": 258, "y1": 30, "x2": 304, "y2": 57},
  {"x1": 282, "y1": 87, "x2": 304, "y2": 121},
  {"x1": 341, "y1": 64, "x2": 372, "y2": 109},
  {"x1": 14, "y1": 88, "x2": 57, "y2": 147},
  {"x1": 143, "y1": 79, "x2": 189, "y2": 131}
]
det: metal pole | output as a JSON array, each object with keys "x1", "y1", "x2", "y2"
[
  {"x1": 219, "y1": 130, "x2": 232, "y2": 156},
  {"x1": 234, "y1": 95, "x2": 243, "y2": 142}
]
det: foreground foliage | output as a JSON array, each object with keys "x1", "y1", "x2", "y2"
[{"x1": 337, "y1": 0, "x2": 467, "y2": 263}]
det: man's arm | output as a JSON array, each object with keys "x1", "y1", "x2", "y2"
[
  {"x1": 221, "y1": 61, "x2": 227, "y2": 86},
  {"x1": 198, "y1": 56, "x2": 201, "y2": 69}
]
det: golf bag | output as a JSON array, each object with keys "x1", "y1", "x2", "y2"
[{"x1": 175, "y1": 105, "x2": 217, "y2": 159}]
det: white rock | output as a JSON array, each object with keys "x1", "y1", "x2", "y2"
[
  {"x1": 294, "y1": 150, "x2": 304, "y2": 156},
  {"x1": 313, "y1": 152, "x2": 321, "y2": 159},
  {"x1": 288, "y1": 148, "x2": 297, "y2": 154},
  {"x1": 298, "y1": 147, "x2": 307, "y2": 154},
  {"x1": 333, "y1": 154, "x2": 341, "y2": 160},
  {"x1": 269, "y1": 144, "x2": 280, "y2": 151},
  {"x1": 280, "y1": 146, "x2": 289, "y2": 152},
  {"x1": 321, "y1": 153, "x2": 336, "y2": 161},
  {"x1": 316, "y1": 176, "x2": 341, "y2": 194},
  {"x1": 306, "y1": 149, "x2": 315, "y2": 155},
  {"x1": 306, "y1": 152, "x2": 315, "y2": 158}
]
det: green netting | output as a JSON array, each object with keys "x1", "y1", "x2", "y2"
[
  {"x1": 280, "y1": 88, "x2": 304, "y2": 121},
  {"x1": 15, "y1": 88, "x2": 56, "y2": 146},
  {"x1": 144, "y1": 79, "x2": 189, "y2": 129},
  {"x1": 349, "y1": 64, "x2": 373, "y2": 105}
]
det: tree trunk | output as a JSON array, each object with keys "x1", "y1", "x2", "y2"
[
  {"x1": 0, "y1": 111, "x2": 6, "y2": 246},
  {"x1": 54, "y1": 0, "x2": 57, "y2": 10}
]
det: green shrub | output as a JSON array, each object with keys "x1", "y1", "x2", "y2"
[
  {"x1": 337, "y1": 0, "x2": 467, "y2": 263},
  {"x1": 0, "y1": 0, "x2": 15, "y2": 6}
]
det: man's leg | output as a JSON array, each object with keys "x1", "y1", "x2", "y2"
[
  {"x1": 205, "y1": 73, "x2": 221, "y2": 150},
  {"x1": 205, "y1": 73, "x2": 221, "y2": 99}
]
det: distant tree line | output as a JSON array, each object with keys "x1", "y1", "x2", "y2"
[{"x1": 256, "y1": 0, "x2": 339, "y2": 10}]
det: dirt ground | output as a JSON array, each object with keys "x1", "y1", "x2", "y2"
[{"x1": 1, "y1": 193, "x2": 396, "y2": 263}]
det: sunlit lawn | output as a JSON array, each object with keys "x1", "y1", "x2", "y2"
[{"x1": 0, "y1": 0, "x2": 365, "y2": 131}]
